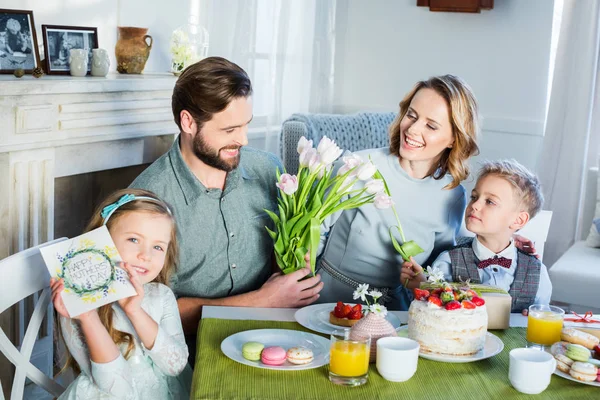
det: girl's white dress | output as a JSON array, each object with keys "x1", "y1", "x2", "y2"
[{"x1": 58, "y1": 283, "x2": 192, "y2": 400}]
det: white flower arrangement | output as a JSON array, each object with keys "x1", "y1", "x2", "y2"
[
  {"x1": 424, "y1": 266, "x2": 445, "y2": 284},
  {"x1": 352, "y1": 283, "x2": 388, "y2": 318}
]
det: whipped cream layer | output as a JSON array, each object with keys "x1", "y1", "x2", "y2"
[{"x1": 407, "y1": 300, "x2": 488, "y2": 356}]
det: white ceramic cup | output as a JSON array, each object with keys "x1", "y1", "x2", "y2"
[
  {"x1": 509, "y1": 348, "x2": 556, "y2": 394},
  {"x1": 376, "y1": 337, "x2": 419, "y2": 382}
]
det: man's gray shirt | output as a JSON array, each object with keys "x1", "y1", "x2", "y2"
[{"x1": 130, "y1": 138, "x2": 282, "y2": 299}]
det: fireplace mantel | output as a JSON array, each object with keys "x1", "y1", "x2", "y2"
[{"x1": 0, "y1": 73, "x2": 179, "y2": 259}]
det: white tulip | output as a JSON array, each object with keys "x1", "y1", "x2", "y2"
[
  {"x1": 365, "y1": 179, "x2": 384, "y2": 195},
  {"x1": 356, "y1": 161, "x2": 377, "y2": 181},
  {"x1": 297, "y1": 136, "x2": 313, "y2": 154},
  {"x1": 299, "y1": 147, "x2": 317, "y2": 168},
  {"x1": 319, "y1": 144, "x2": 343, "y2": 166}
]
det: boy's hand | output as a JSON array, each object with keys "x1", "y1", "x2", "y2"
[{"x1": 400, "y1": 256, "x2": 426, "y2": 289}]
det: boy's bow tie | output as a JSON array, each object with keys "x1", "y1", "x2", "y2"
[{"x1": 477, "y1": 255, "x2": 512, "y2": 269}]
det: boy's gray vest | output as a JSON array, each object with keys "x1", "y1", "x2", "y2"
[{"x1": 448, "y1": 237, "x2": 541, "y2": 313}]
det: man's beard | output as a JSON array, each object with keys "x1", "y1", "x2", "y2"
[{"x1": 192, "y1": 132, "x2": 241, "y2": 172}]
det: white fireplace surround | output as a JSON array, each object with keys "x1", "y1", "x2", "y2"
[{"x1": 0, "y1": 73, "x2": 180, "y2": 259}]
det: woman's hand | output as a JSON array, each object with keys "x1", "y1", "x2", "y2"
[
  {"x1": 50, "y1": 278, "x2": 97, "y2": 320},
  {"x1": 513, "y1": 234, "x2": 539, "y2": 258},
  {"x1": 400, "y1": 257, "x2": 426, "y2": 289},
  {"x1": 118, "y1": 262, "x2": 145, "y2": 315}
]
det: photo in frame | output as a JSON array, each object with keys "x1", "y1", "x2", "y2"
[
  {"x1": 0, "y1": 9, "x2": 41, "y2": 73},
  {"x1": 40, "y1": 225, "x2": 136, "y2": 318},
  {"x1": 42, "y1": 24, "x2": 98, "y2": 75}
]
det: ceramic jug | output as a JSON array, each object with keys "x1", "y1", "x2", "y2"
[
  {"x1": 91, "y1": 48, "x2": 110, "y2": 77},
  {"x1": 69, "y1": 49, "x2": 88, "y2": 77},
  {"x1": 115, "y1": 27, "x2": 152, "y2": 74}
]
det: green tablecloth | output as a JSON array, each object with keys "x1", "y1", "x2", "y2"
[{"x1": 192, "y1": 318, "x2": 598, "y2": 400}]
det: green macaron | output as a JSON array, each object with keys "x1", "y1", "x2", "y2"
[
  {"x1": 242, "y1": 341, "x2": 265, "y2": 361},
  {"x1": 566, "y1": 343, "x2": 592, "y2": 362}
]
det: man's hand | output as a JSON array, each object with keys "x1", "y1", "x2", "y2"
[
  {"x1": 513, "y1": 234, "x2": 539, "y2": 259},
  {"x1": 259, "y1": 267, "x2": 323, "y2": 308}
]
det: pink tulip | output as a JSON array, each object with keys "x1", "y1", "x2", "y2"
[
  {"x1": 373, "y1": 192, "x2": 394, "y2": 209},
  {"x1": 337, "y1": 153, "x2": 363, "y2": 176},
  {"x1": 276, "y1": 173, "x2": 299, "y2": 195}
]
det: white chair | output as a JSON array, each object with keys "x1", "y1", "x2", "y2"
[{"x1": 0, "y1": 238, "x2": 67, "y2": 400}]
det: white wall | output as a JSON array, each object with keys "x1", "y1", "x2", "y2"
[{"x1": 333, "y1": 0, "x2": 555, "y2": 191}]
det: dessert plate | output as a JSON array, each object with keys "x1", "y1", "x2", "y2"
[
  {"x1": 397, "y1": 327, "x2": 504, "y2": 363},
  {"x1": 551, "y1": 368, "x2": 600, "y2": 387},
  {"x1": 545, "y1": 345, "x2": 600, "y2": 387},
  {"x1": 295, "y1": 303, "x2": 402, "y2": 335},
  {"x1": 221, "y1": 329, "x2": 330, "y2": 370}
]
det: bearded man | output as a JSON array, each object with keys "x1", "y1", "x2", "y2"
[{"x1": 130, "y1": 57, "x2": 322, "y2": 358}]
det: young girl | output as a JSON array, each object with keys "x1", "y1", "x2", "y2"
[{"x1": 51, "y1": 188, "x2": 191, "y2": 399}]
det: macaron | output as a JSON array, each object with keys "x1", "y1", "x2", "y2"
[
  {"x1": 566, "y1": 343, "x2": 592, "y2": 362},
  {"x1": 550, "y1": 341, "x2": 568, "y2": 357},
  {"x1": 555, "y1": 354, "x2": 574, "y2": 373},
  {"x1": 241, "y1": 342, "x2": 264, "y2": 361},
  {"x1": 569, "y1": 361, "x2": 598, "y2": 382},
  {"x1": 286, "y1": 347, "x2": 314, "y2": 365},
  {"x1": 587, "y1": 358, "x2": 600, "y2": 367},
  {"x1": 261, "y1": 346, "x2": 287, "y2": 366}
]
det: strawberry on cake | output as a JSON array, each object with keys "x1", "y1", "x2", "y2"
[
  {"x1": 330, "y1": 302, "x2": 363, "y2": 327},
  {"x1": 407, "y1": 286, "x2": 488, "y2": 356}
]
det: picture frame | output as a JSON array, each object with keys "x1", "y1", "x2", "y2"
[
  {"x1": 42, "y1": 24, "x2": 98, "y2": 75},
  {"x1": 0, "y1": 9, "x2": 41, "y2": 74}
]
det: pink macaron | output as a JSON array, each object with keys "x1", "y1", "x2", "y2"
[{"x1": 261, "y1": 346, "x2": 287, "y2": 366}]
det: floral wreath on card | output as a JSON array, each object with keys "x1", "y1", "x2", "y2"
[{"x1": 57, "y1": 248, "x2": 126, "y2": 298}]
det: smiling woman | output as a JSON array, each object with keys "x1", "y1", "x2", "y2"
[{"x1": 315, "y1": 75, "x2": 481, "y2": 311}]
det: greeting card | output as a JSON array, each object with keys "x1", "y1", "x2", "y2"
[{"x1": 40, "y1": 226, "x2": 136, "y2": 317}]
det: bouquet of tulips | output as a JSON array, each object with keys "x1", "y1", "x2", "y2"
[{"x1": 266, "y1": 136, "x2": 396, "y2": 275}]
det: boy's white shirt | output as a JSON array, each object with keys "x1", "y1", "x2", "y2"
[{"x1": 432, "y1": 237, "x2": 552, "y2": 306}]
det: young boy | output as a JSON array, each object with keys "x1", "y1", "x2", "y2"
[{"x1": 402, "y1": 159, "x2": 552, "y2": 312}]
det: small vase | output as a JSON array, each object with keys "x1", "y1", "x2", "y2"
[
  {"x1": 349, "y1": 312, "x2": 397, "y2": 362},
  {"x1": 91, "y1": 48, "x2": 110, "y2": 77},
  {"x1": 69, "y1": 49, "x2": 88, "y2": 77},
  {"x1": 170, "y1": 16, "x2": 209, "y2": 76},
  {"x1": 115, "y1": 27, "x2": 152, "y2": 74}
]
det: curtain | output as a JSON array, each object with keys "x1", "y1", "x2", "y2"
[
  {"x1": 196, "y1": 0, "x2": 337, "y2": 155},
  {"x1": 537, "y1": 0, "x2": 600, "y2": 266}
]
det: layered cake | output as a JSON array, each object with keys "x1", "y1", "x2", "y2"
[{"x1": 407, "y1": 287, "x2": 488, "y2": 355}]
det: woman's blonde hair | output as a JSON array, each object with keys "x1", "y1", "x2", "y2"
[
  {"x1": 59, "y1": 188, "x2": 178, "y2": 374},
  {"x1": 389, "y1": 74, "x2": 480, "y2": 189}
]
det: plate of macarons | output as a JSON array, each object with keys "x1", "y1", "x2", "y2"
[
  {"x1": 221, "y1": 329, "x2": 330, "y2": 370},
  {"x1": 548, "y1": 327, "x2": 600, "y2": 387}
]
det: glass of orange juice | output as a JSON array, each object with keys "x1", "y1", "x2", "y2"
[
  {"x1": 526, "y1": 304, "x2": 565, "y2": 349},
  {"x1": 329, "y1": 329, "x2": 370, "y2": 386}
]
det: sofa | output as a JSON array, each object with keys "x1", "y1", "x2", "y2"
[
  {"x1": 548, "y1": 167, "x2": 600, "y2": 313},
  {"x1": 280, "y1": 112, "x2": 396, "y2": 173}
]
